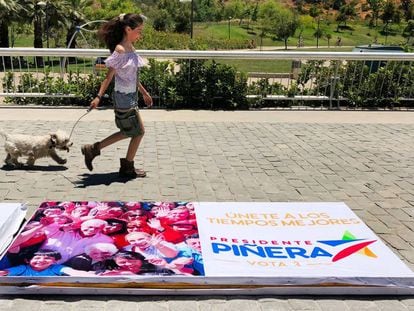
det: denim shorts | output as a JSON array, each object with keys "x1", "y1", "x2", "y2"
[{"x1": 113, "y1": 91, "x2": 138, "y2": 110}]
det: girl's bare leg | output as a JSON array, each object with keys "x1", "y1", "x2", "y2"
[
  {"x1": 126, "y1": 111, "x2": 145, "y2": 161},
  {"x1": 99, "y1": 131, "x2": 127, "y2": 149},
  {"x1": 81, "y1": 132, "x2": 126, "y2": 171}
]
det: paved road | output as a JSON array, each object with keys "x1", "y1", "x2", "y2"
[{"x1": 0, "y1": 108, "x2": 413, "y2": 310}]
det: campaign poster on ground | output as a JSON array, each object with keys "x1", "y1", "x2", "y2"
[{"x1": 0, "y1": 201, "x2": 412, "y2": 282}]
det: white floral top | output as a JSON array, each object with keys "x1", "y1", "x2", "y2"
[{"x1": 104, "y1": 51, "x2": 145, "y2": 94}]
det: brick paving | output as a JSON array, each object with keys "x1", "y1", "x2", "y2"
[{"x1": 0, "y1": 110, "x2": 413, "y2": 310}]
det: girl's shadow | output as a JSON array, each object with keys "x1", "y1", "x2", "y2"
[
  {"x1": 1, "y1": 164, "x2": 67, "y2": 171},
  {"x1": 75, "y1": 172, "x2": 130, "y2": 187}
]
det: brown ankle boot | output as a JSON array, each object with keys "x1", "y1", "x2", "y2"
[
  {"x1": 119, "y1": 158, "x2": 146, "y2": 178},
  {"x1": 81, "y1": 142, "x2": 100, "y2": 171}
]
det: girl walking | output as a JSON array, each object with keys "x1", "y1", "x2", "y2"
[{"x1": 81, "y1": 13, "x2": 152, "y2": 178}]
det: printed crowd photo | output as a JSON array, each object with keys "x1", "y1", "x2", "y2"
[{"x1": 0, "y1": 201, "x2": 204, "y2": 277}]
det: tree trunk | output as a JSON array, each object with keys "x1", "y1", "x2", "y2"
[
  {"x1": 65, "y1": 26, "x2": 77, "y2": 65},
  {"x1": 0, "y1": 20, "x2": 11, "y2": 70},
  {"x1": 66, "y1": 26, "x2": 77, "y2": 48},
  {"x1": 33, "y1": 16, "x2": 44, "y2": 67},
  {"x1": 0, "y1": 20, "x2": 9, "y2": 48}
]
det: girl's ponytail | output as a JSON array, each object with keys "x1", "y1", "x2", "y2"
[{"x1": 98, "y1": 13, "x2": 145, "y2": 52}]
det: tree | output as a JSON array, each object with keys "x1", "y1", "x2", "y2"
[
  {"x1": 83, "y1": 0, "x2": 138, "y2": 21},
  {"x1": 400, "y1": 0, "x2": 414, "y2": 21},
  {"x1": 196, "y1": 0, "x2": 222, "y2": 22},
  {"x1": 274, "y1": 8, "x2": 300, "y2": 50},
  {"x1": 367, "y1": 0, "x2": 384, "y2": 28},
  {"x1": 45, "y1": 1, "x2": 73, "y2": 46},
  {"x1": 403, "y1": 19, "x2": 414, "y2": 43},
  {"x1": 223, "y1": 0, "x2": 247, "y2": 24},
  {"x1": 238, "y1": 2, "x2": 255, "y2": 26},
  {"x1": 314, "y1": 27, "x2": 324, "y2": 41},
  {"x1": 309, "y1": 4, "x2": 321, "y2": 18},
  {"x1": 258, "y1": 1, "x2": 278, "y2": 34},
  {"x1": 152, "y1": 0, "x2": 192, "y2": 33},
  {"x1": 15, "y1": 0, "x2": 69, "y2": 48},
  {"x1": 322, "y1": 0, "x2": 334, "y2": 10},
  {"x1": 15, "y1": 0, "x2": 47, "y2": 66},
  {"x1": 9, "y1": 22, "x2": 31, "y2": 48},
  {"x1": 295, "y1": 0, "x2": 305, "y2": 14},
  {"x1": 298, "y1": 14, "x2": 313, "y2": 37},
  {"x1": 15, "y1": 0, "x2": 72, "y2": 65},
  {"x1": 336, "y1": 10, "x2": 347, "y2": 31},
  {"x1": 0, "y1": 0, "x2": 23, "y2": 48},
  {"x1": 326, "y1": 33, "x2": 332, "y2": 47},
  {"x1": 336, "y1": 2, "x2": 357, "y2": 30},
  {"x1": 381, "y1": 0, "x2": 402, "y2": 25},
  {"x1": 259, "y1": 1, "x2": 300, "y2": 50},
  {"x1": 257, "y1": 0, "x2": 278, "y2": 49},
  {"x1": 65, "y1": 0, "x2": 93, "y2": 49},
  {"x1": 245, "y1": 0, "x2": 259, "y2": 29},
  {"x1": 250, "y1": 0, "x2": 259, "y2": 22},
  {"x1": 153, "y1": 9, "x2": 172, "y2": 31},
  {"x1": 332, "y1": 0, "x2": 346, "y2": 10},
  {"x1": 174, "y1": 12, "x2": 191, "y2": 33}
]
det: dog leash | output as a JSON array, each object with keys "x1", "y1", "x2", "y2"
[{"x1": 68, "y1": 107, "x2": 92, "y2": 141}]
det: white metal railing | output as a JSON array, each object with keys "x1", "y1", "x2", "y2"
[
  {"x1": 1, "y1": 48, "x2": 413, "y2": 60},
  {"x1": 1, "y1": 48, "x2": 413, "y2": 109}
]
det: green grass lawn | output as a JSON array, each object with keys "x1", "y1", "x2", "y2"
[
  {"x1": 213, "y1": 59, "x2": 292, "y2": 74},
  {"x1": 13, "y1": 19, "x2": 409, "y2": 49},
  {"x1": 212, "y1": 46, "x2": 353, "y2": 73},
  {"x1": 9, "y1": 19, "x2": 408, "y2": 76},
  {"x1": 196, "y1": 21, "x2": 282, "y2": 46},
  {"x1": 195, "y1": 20, "x2": 409, "y2": 48},
  {"x1": 12, "y1": 34, "x2": 34, "y2": 47}
]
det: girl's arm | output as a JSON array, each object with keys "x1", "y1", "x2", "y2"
[
  {"x1": 89, "y1": 68, "x2": 116, "y2": 110},
  {"x1": 138, "y1": 82, "x2": 153, "y2": 107}
]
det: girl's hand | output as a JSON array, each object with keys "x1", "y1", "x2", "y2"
[
  {"x1": 143, "y1": 93, "x2": 153, "y2": 108},
  {"x1": 89, "y1": 97, "x2": 100, "y2": 110}
]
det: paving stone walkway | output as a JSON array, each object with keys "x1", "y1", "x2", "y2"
[{"x1": 0, "y1": 109, "x2": 413, "y2": 310}]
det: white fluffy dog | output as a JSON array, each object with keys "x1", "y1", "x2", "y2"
[{"x1": 0, "y1": 130, "x2": 73, "y2": 168}]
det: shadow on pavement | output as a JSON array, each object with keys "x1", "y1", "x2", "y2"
[
  {"x1": 1, "y1": 164, "x2": 68, "y2": 171},
  {"x1": 75, "y1": 172, "x2": 129, "y2": 187}
]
